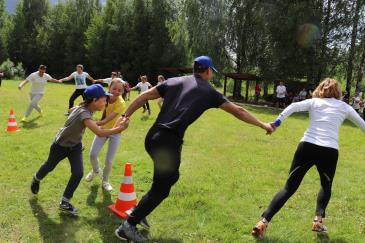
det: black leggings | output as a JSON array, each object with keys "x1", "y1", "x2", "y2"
[
  {"x1": 127, "y1": 126, "x2": 183, "y2": 225},
  {"x1": 262, "y1": 142, "x2": 338, "y2": 221},
  {"x1": 35, "y1": 142, "x2": 84, "y2": 200},
  {"x1": 69, "y1": 89, "x2": 86, "y2": 109},
  {"x1": 143, "y1": 101, "x2": 150, "y2": 111}
]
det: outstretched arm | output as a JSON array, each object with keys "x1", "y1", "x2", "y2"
[
  {"x1": 60, "y1": 75, "x2": 74, "y2": 82},
  {"x1": 347, "y1": 108, "x2": 365, "y2": 133},
  {"x1": 123, "y1": 88, "x2": 160, "y2": 118},
  {"x1": 96, "y1": 112, "x2": 119, "y2": 126},
  {"x1": 274, "y1": 99, "x2": 312, "y2": 127},
  {"x1": 220, "y1": 102, "x2": 274, "y2": 134},
  {"x1": 87, "y1": 74, "x2": 96, "y2": 83},
  {"x1": 84, "y1": 117, "x2": 129, "y2": 137},
  {"x1": 18, "y1": 79, "x2": 29, "y2": 90}
]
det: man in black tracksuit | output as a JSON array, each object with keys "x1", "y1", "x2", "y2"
[{"x1": 115, "y1": 56, "x2": 274, "y2": 242}]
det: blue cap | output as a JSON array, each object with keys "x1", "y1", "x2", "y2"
[
  {"x1": 84, "y1": 84, "x2": 112, "y2": 99},
  {"x1": 194, "y1": 56, "x2": 218, "y2": 73}
]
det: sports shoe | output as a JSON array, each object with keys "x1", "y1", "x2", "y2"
[
  {"x1": 85, "y1": 170, "x2": 99, "y2": 182},
  {"x1": 312, "y1": 216, "x2": 327, "y2": 232},
  {"x1": 115, "y1": 221, "x2": 147, "y2": 242},
  {"x1": 31, "y1": 176, "x2": 40, "y2": 194},
  {"x1": 59, "y1": 200, "x2": 78, "y2": 215},
  {"x1": 252, "y1": 219, "x2": 268, "y2": 239},
  {"x1": 64, "y1": 112, "x2": 70, "y2": 116},
  {"x1": 102, "y1": 181, "x2": 113, "y2": 192},
  {"x1": 125, "y1": 208, "x2": 150, "y2": 230},
  {"x1": 21, "y1": 116, "x2": 28, "y2": 122},
  {"x1": 39, "y1": 109, "x2": 43, "y2": 117}
]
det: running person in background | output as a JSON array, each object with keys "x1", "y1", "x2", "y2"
[
  {"x1": 114, "y1": 56, "x2": 273, "y2": 242},
  {"x1": 18, "y1": 65, "x2": 61, "y2": 122},
  {"x1": 351, "y1": 92, "x2": 362, "y2": 113},
  {"x1": 30, "y1": 84, "x2": 129, "y2": 215},
  {"x1": 130, "y1": 75, "x2": 152, "y2": 115},
  {"x1": 60, "y1": 64, "x2": 95, "y2": 115},
  {"x1": 156, "y1": 75, "x2": 165, "y2": 109},
  {"x1": 252, "y1": 78, "x2": 365, "y2": 239},
  {"x1": 96, "y1": 72, "x2": 118, "y2": 86},
  {"x1": 85, "y1": 79, "x2": 126, "y2": 192},
  {"x1": 275, "y1": 81, "x2": 287, "y2": 108}
]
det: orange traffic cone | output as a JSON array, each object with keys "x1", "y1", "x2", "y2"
[
  {"x1": 108, "y1": 162, "x2": 137, "y2": 218},
  {"x1": 5, "y1": 109, "x2": 20, "y2": 132}
]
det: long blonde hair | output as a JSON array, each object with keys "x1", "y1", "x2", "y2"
[{"x1": 312, "y1": 78, "x2": 342, "y2": 100}]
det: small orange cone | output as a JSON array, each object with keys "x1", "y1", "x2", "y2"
[
  {"x1": 108, "y1": 162, "x2": 137, "y2": 218},
  {"x1": 6, "y1": 109, "x2": 20, "y2": 132}
]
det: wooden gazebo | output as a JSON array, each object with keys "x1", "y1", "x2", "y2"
[{"x1": 223, "y1": 73, "x2": 262, "y2": 101}]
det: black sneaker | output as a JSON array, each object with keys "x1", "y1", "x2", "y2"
[
  {"x1": 59, "y1": 201, "x2": 78, "y2": 215},
  {"x1": 126, "y1": 208, "x2": 150, "y2": 230},
  {"x1": 115, "y1": 221, "x2": 146, "y2": 242},
  {"x1": 31, "y1": 177, "x2": 40, "y2": 194}
]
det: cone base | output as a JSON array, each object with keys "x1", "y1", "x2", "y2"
[
  {"x1": 6, "y1": 128, "x2": 20, "y2": 132},
  {"x1": 108, "y1": 204, "x2": 129, "y2": 219}
]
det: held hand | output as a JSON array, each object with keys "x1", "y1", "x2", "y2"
[
  {"x1": 116, "y1": 117, "x2": 129, "y2": 132},
  {"x1": 263, "y1": 123, "x2": 275, "y2": 135}
]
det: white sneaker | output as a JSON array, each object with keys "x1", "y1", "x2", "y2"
[
  {"x1": 102, "y1": 181, "x2": 113, "y2": 192},
  {"x1": 85, "y1": 171, "x2": 99, "y2": 182}
]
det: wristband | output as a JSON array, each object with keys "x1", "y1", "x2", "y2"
[{"x1": 274, "y1": 119, "x2": 281, "y2": 127}]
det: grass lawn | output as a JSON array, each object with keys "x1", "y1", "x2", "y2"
[{"x1": 1, "y1": 80, "x2": 365, "y2": 242}]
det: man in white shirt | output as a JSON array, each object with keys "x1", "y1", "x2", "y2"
[
  {"x1": 96, "y1": 72, "x2": 118, "y2": 86},
  {"x1": 298, "y1": 88, "x2": 307, "y2": 101},
  {"x1": 60, "y1": 64, "x2": 95, "y2": 115},
  {"x1": 18, "y1": 65, "x2": 61, "y2": 121},
  {"x1": 130, "y1": 75, "x2": 152, "y2": 115},
  {"x1": 275, "y1": 81, "x2": 287, "y2": 108}
]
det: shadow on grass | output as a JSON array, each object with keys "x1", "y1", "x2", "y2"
[
  {"x1": 86, "y1": 184, "x2": 122, "y2": 242},
  {"x1": 29, "y1": 196, "x2": 79, "y2": 243},
  {"x1": 256, "y1": 233, "x2": 349, "y2": 243},
  {"x1": 21, "y1": 116, "x2": 42, "y2": 130},
  {"x1": 86, "y1": 185, "x2": 183, "y2": 243}
]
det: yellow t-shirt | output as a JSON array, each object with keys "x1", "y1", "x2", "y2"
[{"x1": 102, "y1": 96, "x2": 126, "y2": 129}]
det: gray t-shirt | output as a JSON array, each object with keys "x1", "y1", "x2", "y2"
[{"x1": 54, "y1": 106, "x2": 93, "y2": 147}]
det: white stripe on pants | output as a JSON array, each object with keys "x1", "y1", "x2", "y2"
[
  {"x1": 89, "y1": 133, "x2": 121, "y2": 182},
  {"x1": 25, "y1": 93, "x2": 43, "y2": 117}
]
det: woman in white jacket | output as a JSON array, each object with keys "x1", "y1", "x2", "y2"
[{"x1": 252, "y1": 78, "x2": 365, "y2": 239}]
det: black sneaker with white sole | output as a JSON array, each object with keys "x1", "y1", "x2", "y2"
[
  {"x1": 125, "y1": 208, "x2": 150, "y2": 230},
  {"x1": 59, "y1": 201, "x2": 79, "y2": 215},
  {"x1": 31, "y1": 177, "x2": 40, "y2": 194},
  {"x1": 115, "y1": 221, "x2": 146, "y2": 242}
]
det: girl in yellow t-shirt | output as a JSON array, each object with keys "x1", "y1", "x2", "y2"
[{"x1": 85, "y1": 78, "x2": 126, "y2": 191}]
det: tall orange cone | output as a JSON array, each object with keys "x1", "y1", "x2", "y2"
[
  {"x1": 108, "y1": 162, "x2": 137, "y2": 218},
  {"x1": 5, "y1": 109, "x2": 20, "y2": 132}
]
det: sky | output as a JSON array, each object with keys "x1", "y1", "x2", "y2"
[{"x1": 5, "y1": 0, "x2": 107, "y2": 13}]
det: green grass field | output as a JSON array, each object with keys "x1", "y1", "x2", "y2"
[{"x1": 1, "y1": 80, "x2": 365, "y2": 243}]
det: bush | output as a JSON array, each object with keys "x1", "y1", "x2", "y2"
[{"x1": 0, "y1": 59, "x2": 25, "y2": 79}]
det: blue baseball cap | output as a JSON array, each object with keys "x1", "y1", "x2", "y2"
[
  {"x1": 194, "y1": 56, "x2": 218, "y2": 73},
  {"x1": 84, "y1": 84, "x2": 112, "y2": 99}
]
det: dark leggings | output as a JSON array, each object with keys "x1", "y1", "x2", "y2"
[
  {"x1": 35, "y1": 142, "x2": 84, "y2": 200},
  {"x1": 69, "y1": 89, "x2": 86, "y2": 109},
  {"x1": 142, "y1": 101, "x2": 150, "y2": 111},
  {"x1": 127, "y1": 126, "x2": 183, "y2": 225},
  {"x1": 262, "y1": 142, "x2": 338, "y2": 221}
]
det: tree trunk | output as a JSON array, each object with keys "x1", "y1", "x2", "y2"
[
  {"x1": 355, "y1": 31, "x2": 365, "y2": 93},
  {"x1": 345, "y1": 0, "x2": 361, "y2": 100},
  {"x1": 316, "y1": 0, "x2": 331, "y2": 84}
]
